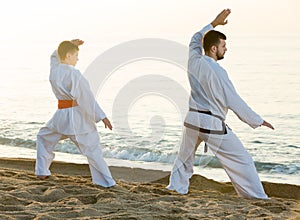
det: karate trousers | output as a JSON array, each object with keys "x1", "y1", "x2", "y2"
[
  {"x1": 35, "y1": 127, "x2": 116, "y2": 188},
  {"x1": 167, "y1": 126, "x2": 268, "y2": 199}
]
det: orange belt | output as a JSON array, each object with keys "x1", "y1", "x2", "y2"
[{"x1": 58, "y1": 100, "x2": 78, "y2": 109}]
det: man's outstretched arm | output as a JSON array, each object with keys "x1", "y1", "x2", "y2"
[{"x1": 212, "y1": 10, "x2": 274, "y2": 130}]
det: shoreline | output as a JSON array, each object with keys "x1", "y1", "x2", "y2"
[
  {"x1": 1, "y1": 144, "x2": 299, "y2": 186},
  {"x1": 0, "y1": 157, "x2": 299, "y2": 219}
]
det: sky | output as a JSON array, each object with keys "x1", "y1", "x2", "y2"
[{"x1": 0, "y1": 0, "x2": 299, "y2": 46}]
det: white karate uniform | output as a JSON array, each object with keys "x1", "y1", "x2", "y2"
[
  {"x1": 167, "y1": 24, "x2": 268, "y2": 199},
  {"x1": 35, "y1": 50, "x2": 116, "y2": 188}
]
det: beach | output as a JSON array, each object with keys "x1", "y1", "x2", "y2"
[
  {"x1": 0, "y1": 1, "x2": 299, "y2": 219},
  {"x1": 0, "y1": 158, "x2": 299, "y2": 220}
]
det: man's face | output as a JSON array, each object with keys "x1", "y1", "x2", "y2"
[
  {"x1": 67, "y1": 51, "x2": 79, "y2": 66},
  {"x1": 216, "y1": 39, "x2": 227, "y2": 60}
]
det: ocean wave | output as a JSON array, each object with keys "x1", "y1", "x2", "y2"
[
  {"x1": 255, "y1": 162, "x2": 300, "y2": 175},
  {"x1": 197, "y1": 158, "x2": 300, "y2": 175},
  {"x1": 103, "y1": 146, "x2": 177, "y2": 164},
  {"x1": 0, "y1": 136, "x2": 79, "y2": 154},
  {"x1": 1, "y1": 136, "x2": 299, "y2": 175},
  {"x1": 287, "y1": 144, "x2": 299, "y2": 149},
  {"x1": 102, "y1": 146, "x2": 299, "y2": 175},
  {"x1": 0, "y1": 137, "x2": 36, "y2": 149}
]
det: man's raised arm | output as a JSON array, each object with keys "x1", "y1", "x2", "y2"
[{"x1": 189, "y1": 9, "x2": 231, "y2": 58}]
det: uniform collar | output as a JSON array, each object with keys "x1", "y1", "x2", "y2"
[{"x1": 204, "y1": 55, "x2": 216, "y2": 62}]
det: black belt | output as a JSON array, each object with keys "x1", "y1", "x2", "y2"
[{"x1": 184, "y1": 108, "x2": 227, "y2": 135}]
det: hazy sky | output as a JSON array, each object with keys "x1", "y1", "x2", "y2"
[{"x1": 0, "y1": 0, "x2": 299, "y2": 45}]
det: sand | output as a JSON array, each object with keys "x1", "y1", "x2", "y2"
[{"x1": 0, "y1": 158, "x2": 299, "y2": 220}]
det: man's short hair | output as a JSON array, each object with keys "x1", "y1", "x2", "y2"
[
  {"x1": 203, "y1": 30, "x2": 226, "y2": 52},
  {"x1": 57, "y1": 41, "x2": 79, "y2": 60}
]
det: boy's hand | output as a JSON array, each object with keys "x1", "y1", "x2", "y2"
[
  {"x1": 71, "y1": 39, "x2": 84, "y2": 46},
  {"x1": 211, "y1": 9, "x2": 231, "y2": 28},
  {"x1": 102, "y1": 118, "x2": 113, "y2": 130}
]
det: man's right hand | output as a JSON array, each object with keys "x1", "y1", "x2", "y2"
[
  {"x1": 211, "y1": 9, "x2": 231, "y2": 28},
  {"x1": 262, "y1": 120, "x2": 275, "y2": 130}
]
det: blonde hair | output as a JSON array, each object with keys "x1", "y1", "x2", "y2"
[{"x1": 57, "y1": 41, "x2": 79, "y2": 60}]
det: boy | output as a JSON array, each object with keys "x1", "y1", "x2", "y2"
[{"x1": 35, "y1": 39, "x2": 116, "y2": 188}]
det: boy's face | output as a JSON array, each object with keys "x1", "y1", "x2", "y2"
[{"x1": 66, "y1": 50, "x2": 79, "y2": 66}]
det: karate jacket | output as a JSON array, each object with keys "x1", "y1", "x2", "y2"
[
  {"x1": 45, "y1": 51, "x2": 106, "y2": 135},
  {"x1": 185, "y1": 24, "x2": 263, "y2": 132}
]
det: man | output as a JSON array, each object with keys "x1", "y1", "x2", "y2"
[
  {"x1": 35, "y1": 39, "x2": 116, "y2": 188},
  {"x1": 167, "y1": 9, "x2": 274, "y2": 199}
]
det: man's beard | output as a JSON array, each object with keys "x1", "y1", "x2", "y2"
[{"x1": 216, "y1": 50, "x2": 225, "y2": 60}]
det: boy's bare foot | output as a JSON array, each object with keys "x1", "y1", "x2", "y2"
[{"x1": 37, "y1": 175, "x2": 49, "y2": 180}]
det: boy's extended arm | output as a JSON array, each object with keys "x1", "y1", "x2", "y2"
[
  {"x1": 73, "y1": 75, "x2": 106, "y2": 121},
  {"x1": 71, "y1": 73, "x2": 111, "y2": 126}
]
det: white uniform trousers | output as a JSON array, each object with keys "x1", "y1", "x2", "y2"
[
  {"x1": 35, "y1": 127, "x2": 116, "y2": 188},
  {"x1": 167, "y1": 126, "x2": 268, "y2": 199}
]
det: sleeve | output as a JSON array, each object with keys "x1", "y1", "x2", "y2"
[
  {"x1": 71, "y1": 71, "x2": 106, "y2": 123},
  {"x1": 189, "y1": 24, "x2": 214, "y2": 58},
  {"x1": 50, "y1": 50, "x2": 60, "y2": 69},
  {"x1": 221, "y1": 74, "x2": 263, "y2": 129}
]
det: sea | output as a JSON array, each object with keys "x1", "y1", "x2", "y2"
[{"x1": 0, "y1": 34, "x2": 299, "y2": 185}]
